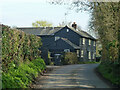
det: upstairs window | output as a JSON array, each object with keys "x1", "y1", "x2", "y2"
[
  {"x1": 82, "y1": 38, "x2": 85, "y2": 45},
  {"x1": 67, "y1": 29, "x2": 69, "y2": 32},
  {"x1": 93, "y1": 53, "x2": 96, "y2": 59},
  {"x1": 88, "y1": 52, "x2": 91, "y2": 59},
  {"x1": 55, "y1": 36, "x2": 60, "y2": 41},
  {"x1": 81, "y1": 50, "x2": 84, "y2": 57},
  {"x1": 93, "y1": 41, "x2": 96, "y2": 46},
  {"x1": 89, "y1": 39, "x2": 91, "y2": 45},
  {"x1": 77, "y1": 50, "x2": 80, "y2": 57}
]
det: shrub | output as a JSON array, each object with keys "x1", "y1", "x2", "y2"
[{"x1": 62, "y1": 52, "x2": 78, "y2": 65}]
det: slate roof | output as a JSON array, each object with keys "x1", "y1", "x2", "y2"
[
  {"x1": 60, "y1": 38, "x2": 80, "y2": 49},
  {"x1": 17, "y1": 26, "x2": 96, "y2": 40},
  {"x1": 68, "y1": 27, "x2": 95, "y2": 40},
  {"x1": 17, "y1": 27, "x2": 63, "y2": 35}
]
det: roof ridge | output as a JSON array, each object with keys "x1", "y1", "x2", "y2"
[
  {"x1": 17, "y1": 26, "x2": 64, "y2": 28},
  {"x1": 17, "y1": 26, "x2": 96, "y2": 40},
  {"x1": 67, "y1": 26, "x2": 96, "y2": 40}
]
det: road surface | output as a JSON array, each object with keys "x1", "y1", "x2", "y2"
[{"x1": 32, "y1": 64, "x2": 110, "y2": 89}]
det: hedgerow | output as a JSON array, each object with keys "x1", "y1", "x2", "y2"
[
  {"x1": 2, "y1": 58, "x2": 46, "y2": 88},
  {"x1": 2, "y1": 25, "x2": 43, "y2": 71},
  {"x1": 1, "y1": 24, "x2": 46, "y2": 88}
]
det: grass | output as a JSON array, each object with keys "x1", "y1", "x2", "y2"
[
  {"x1": 78, "y1": 61, "x2": 100, "y2": 64},
  {"x1": 97, "y1": 63, "x2": 120, "y2": 87}
]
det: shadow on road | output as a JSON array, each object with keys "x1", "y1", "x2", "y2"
[{"x1": 31, "y1": 64, "x2": 112, "y2": 89}]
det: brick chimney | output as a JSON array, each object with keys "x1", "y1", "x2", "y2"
[{"x1": 72, "y1": 22, "x2": 77, "y2": 30}]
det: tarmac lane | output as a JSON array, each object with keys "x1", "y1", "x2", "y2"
[{"x1": 32, "y1": 64, "x2": 111, "y2": 89}]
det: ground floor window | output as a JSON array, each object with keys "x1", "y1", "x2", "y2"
[
  {"x1": 88, "y1": 51, "x2": 91, "y2": 59},
  {"x1": 93, "y1": 53, "x2": 96, "y2": 59},
  {"x1": 81, "y1": 50, "x2": 84, "y2": 57},
  {"x1": 77, "y1": 50, "x2": 79, "y2": 57}
]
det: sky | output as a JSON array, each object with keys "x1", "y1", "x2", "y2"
[{"x1": 0, "y1": 0, "x2": 91, "y2": 31}]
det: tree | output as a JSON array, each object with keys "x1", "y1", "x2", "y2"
[
  {"x1": 32, "y1": 20, "x2": 53, "y2": 27},
  {"x1": 57, "y1": 21, "x2": 72, "y2": 27}
]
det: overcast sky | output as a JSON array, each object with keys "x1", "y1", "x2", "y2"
[{"x1": 0, "y1": 0, "x2": 91, "y2": 31}]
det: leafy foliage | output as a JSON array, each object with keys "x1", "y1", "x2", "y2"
[
  {"x1": 89, "y1": 2, "x2": 120, "y2": 86},
  {"x1": 61, "y1": 52, "x2": 78, "y2": 65},
  {"x1": 32, "y1": 20, "x2": 53, "y2": 27},
  {"x1": 2, "y1": 25, "x2": 42, "y2": 72},
  {"x1": 2, "y1": 58, "x2": 46, "y2": 88},
  {"x1": 89, "y1": 2, "x2": 119, "y2": 63},
  {"x1": 2, "y1": 25, "x2": 46, "y2": 88}
]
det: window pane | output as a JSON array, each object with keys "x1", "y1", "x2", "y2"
[
  {"x1": 89, "y1": 39, "x2": 91, "y2": 45},
  {"x1": 94, "y1": 41, "x2": 95, "y2": 46},
  {"x1": 88, "y1": 52, "x2": 91, "y2": 59},
  {"x1": 64, "y1": 49, "x2": 70, "y2": 52},
  {"x1": 67, "y1": 29, "x2": 69, "y2": 32},
  {"x1": 77, "y1": 50, "x2": 79, "y2": 57},
  {"x1": 81, "y1": 50, "x2": 84, "y2": 57},
  {"x1": 55, "y1": 36, "x2": 60, "y2": 41},
  {"x1": 83, "y1": 38, "x2": 85, "y2": 44}
]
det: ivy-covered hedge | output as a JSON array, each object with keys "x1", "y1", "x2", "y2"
[{"x1": 1, "y1": 25, "x2": 46, "y2": 88}]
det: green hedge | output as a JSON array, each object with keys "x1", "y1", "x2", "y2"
[
  {"x1": 1, "y1": 25, "x2": 46, "y2": 88},
  {"x1": 2, "y1": 58, "x2": 46, "y2": 88},
  {"x1": 2, "y1": 25, "x2": 42, "y2": 72}
]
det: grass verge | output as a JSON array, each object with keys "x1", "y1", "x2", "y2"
[
  {"x1": 78, "y1": 61, "x2": 100, "y2": 64},
  {"x1": 97, "y1": 63, "x2": 120, "y2": 88},
  {"x1": 2, "y1": 57, "x2": 46, "y2": 88}
]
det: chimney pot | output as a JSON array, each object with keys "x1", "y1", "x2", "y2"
[{"x1": 72, "y1": 22, "x2": 77, "y2": 30}]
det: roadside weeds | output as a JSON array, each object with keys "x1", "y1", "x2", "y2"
[{"x1": 94, "y1": 67, "x2": 119, "y2": 89}]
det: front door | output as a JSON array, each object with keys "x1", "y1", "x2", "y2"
[{"x1": 54, "y1": 54, "x2": 61, "y2": 65}]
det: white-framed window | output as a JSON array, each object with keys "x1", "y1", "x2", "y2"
[
  {"x1": 77, "y1": 50, "x2": 80, "y2": 57},
  {"x1": 93, "y1": 41, "x2": 96, "y2": 46},
  {"x1": 89, "y1": 39, "x2": 91, "y2": 45},
  {"x1": 67, "y1": 29, "x2": 69, "y2": 32},
  {"x1": 82, "y1": 38, "x2": 85, "y2": 45},
  {"x1": 88, "y1": 51, "x2": 91, "y2": 59},
  {"x1": 55, "y1": 36, "x2": 60, "y2": 41},
  {"x1": 81, "y1": 50, "x2": 84, "y2": 57},
  {"x1": 64, "y1": 49, "x2": 70, "y2": 52},
  {"x1": 93, "y1": 53, "x2": 96, "y2": 59}
]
